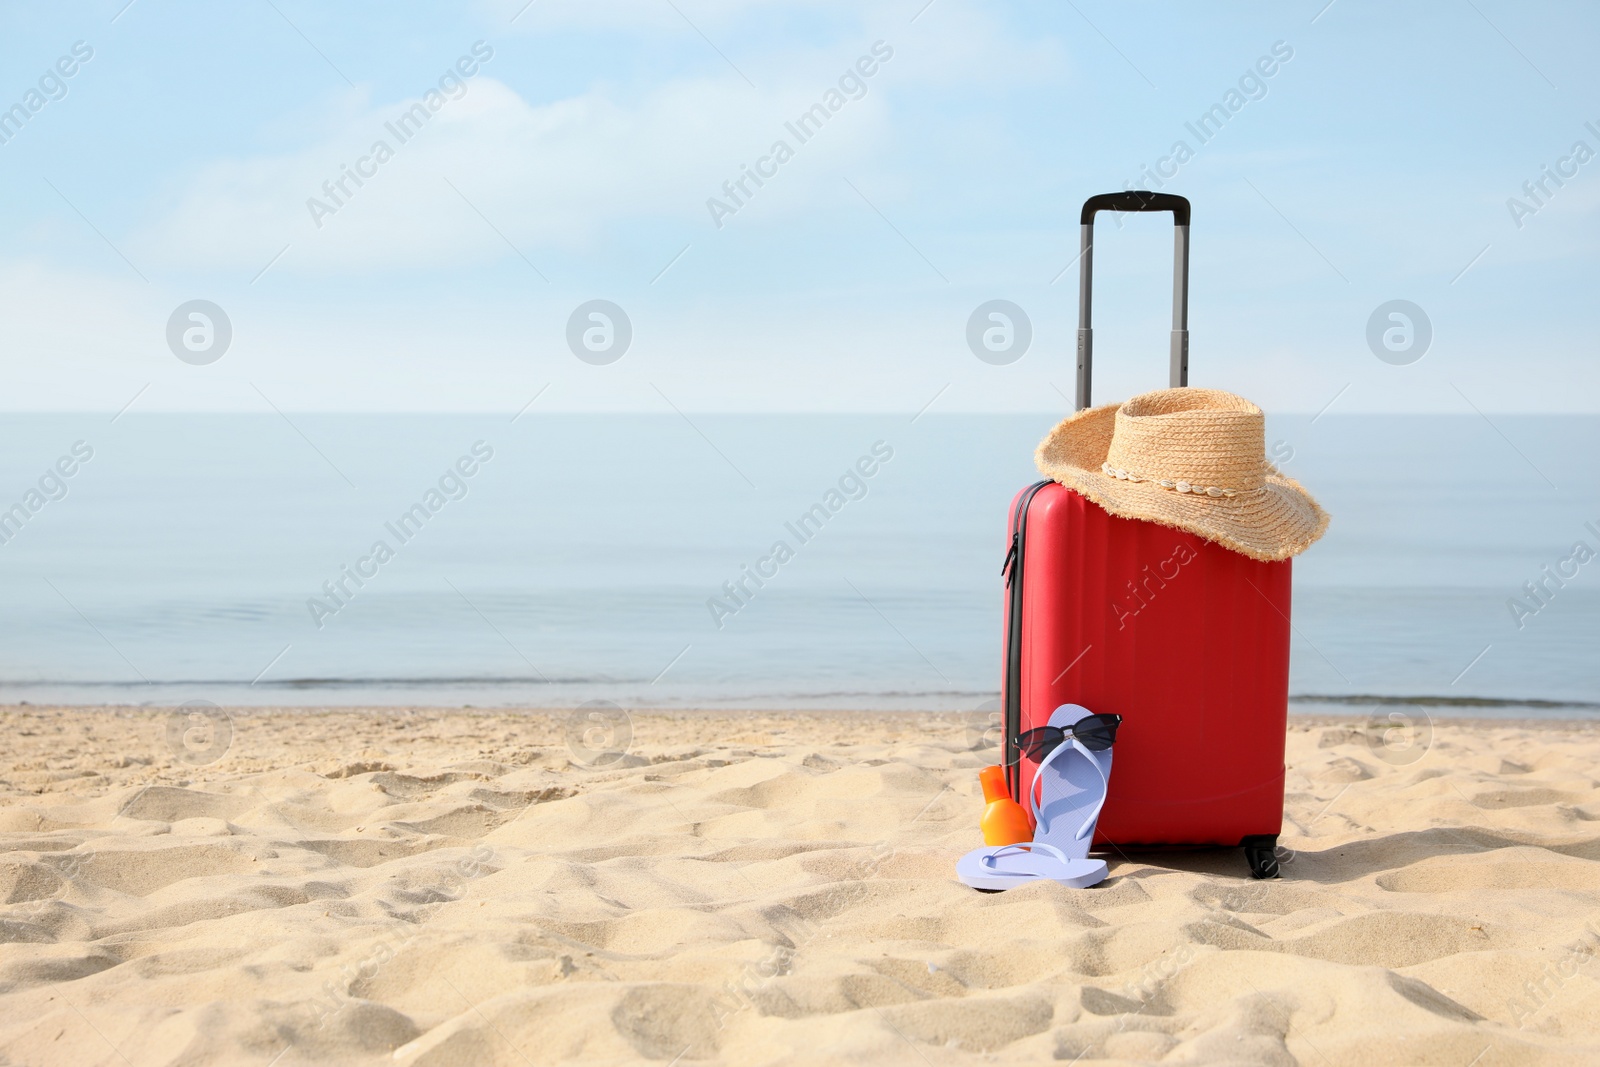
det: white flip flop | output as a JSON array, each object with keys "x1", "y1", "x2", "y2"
[
  {"x1": 1029, "y1": 704, "x2": 1115, "y2": 860},
  {"x1": 955, "y1": 840, "x2": 1108, "y2": 891},
  {"x1": 956, "y1": 704, "x2": 1117, "y2": 892}
]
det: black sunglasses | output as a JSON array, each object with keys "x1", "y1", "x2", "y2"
[{"x1": 1014, "y1": 713, "x2": 1123, "y2": 761}]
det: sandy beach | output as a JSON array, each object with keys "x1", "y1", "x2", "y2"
[{"x1": 1, "y1": 706, "x2": 1597, "y2": 1065}]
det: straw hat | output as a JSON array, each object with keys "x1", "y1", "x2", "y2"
[{"x1": 1034, "y1": 388, "x2": 1329, "y2": 562}]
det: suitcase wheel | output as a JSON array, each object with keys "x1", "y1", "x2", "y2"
[{"x1": 1241, "y1": 835, "x2": 1280, "y2": 880}]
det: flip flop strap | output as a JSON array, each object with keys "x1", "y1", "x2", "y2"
[
  {"x1": 980, "y1": 840, "x2": 1068, "y2": 869},
  {"x1": 1030, "y1": 736, "x2": 1110, "y2": 842}
]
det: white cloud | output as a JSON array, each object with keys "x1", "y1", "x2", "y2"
[
  {"x1": 131, "y1": 0, "x2": 1065, "y2": 275},
  {"x1": 134, "y1": 61, "x2": 906, "y2": 274}
]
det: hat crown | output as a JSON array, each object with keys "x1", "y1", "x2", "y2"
[{"x1": 1103, "y1": 389, "x2": 1267, "y2": 492}]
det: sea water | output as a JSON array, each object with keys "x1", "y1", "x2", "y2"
[{"x1": 0, "y1": 413, "x2": 1594, "y2": 716}]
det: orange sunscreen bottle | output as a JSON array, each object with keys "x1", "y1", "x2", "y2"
[{"x1": 979, "y1": 765, "x2": 1032, "y2": 846}]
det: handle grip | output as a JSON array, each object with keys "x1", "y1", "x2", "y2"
[
  {"x1": 1080, "y1": 191, "x2": 1191, "y2": 226},
  {"x1": 1075, "y1": 191, "x2": 1191, "y2": 411}
]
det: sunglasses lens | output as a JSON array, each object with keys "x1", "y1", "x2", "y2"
[
  {"x1": 1015, "y1": 727, "x2": 1057, "y2": 761},
  {"x1": 1075, "y1": 715, "x2": 1122, "y2": 750},
  {"x1": 1077, "y1": 728, "x2": 1111, "y2": 750}
]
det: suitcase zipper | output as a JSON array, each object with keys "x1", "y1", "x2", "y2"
[{"x1": 1003, "y1": 480, "x2": 1053, "y2": 800}]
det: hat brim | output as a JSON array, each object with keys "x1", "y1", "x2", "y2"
[{"x1": 1035, "y1": 402, "x2": 1330, "y2": 563}]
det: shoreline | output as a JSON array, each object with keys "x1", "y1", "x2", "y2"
[{"x1": 2, "y1": 702, "x2": 1596, "y2": 727}]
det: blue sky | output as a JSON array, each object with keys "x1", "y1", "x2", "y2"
[{"x1": 1, "y1": 0, "x2": 1596, "y2": 412}]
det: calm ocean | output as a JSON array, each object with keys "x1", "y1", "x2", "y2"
[{"x1": 0, "y1": 413, "x2": 1595, "y2": 717}]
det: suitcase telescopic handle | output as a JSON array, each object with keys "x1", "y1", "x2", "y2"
[{"x1": 1075, "y1": 191, "x2": 1191, "y2": 410}]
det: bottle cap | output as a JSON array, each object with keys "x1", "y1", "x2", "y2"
[{"x1": 978, "y1": 764, "x2": 1008, "y2": 803}]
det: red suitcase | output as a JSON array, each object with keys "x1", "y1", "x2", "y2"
[{"x1": 1002, "y1": 192, "x2": 1289, "y2": 879}]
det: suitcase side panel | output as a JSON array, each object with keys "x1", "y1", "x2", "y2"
[{"x1": 1016, "y1": 483, "x2": 1290, "y2": 847}]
